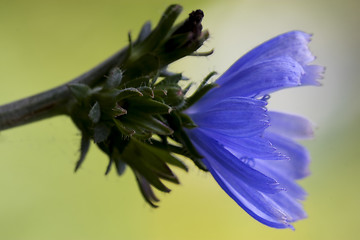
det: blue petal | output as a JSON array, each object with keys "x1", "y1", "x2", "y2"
[
  {"x1": 189, "y1": 97, "x2": 269, "y2": 138},
  {"x1": 187, "y1": 129, "x2": 281, "y2": 194},
  {"x1": 268, "y1": 191, "x2": 307, "y2": 223},
  {"x1": 200, "y1": 129, "x2": 288, "y2": 160},
  {"x1": 193, "y1": 57, "x2": 304, "y2": 108},
  {"x1": 217, "y1": 31, "x2": 316, "y2": 86},
  {"x1": 264, "y1": 132, "x2": 311, "y2": 179},
  {"x1": 210, "y1": 167, "x2": 294, "y2": 229},
  {"x1": 254, "y1": 159, "x2": 307, "y2": 201},
  {"x1": 267, "y1": 111, "x2": 314, "y2": 139},
  {"x1": 192, "y1": 141, "x2": 297, "y2": 228}
]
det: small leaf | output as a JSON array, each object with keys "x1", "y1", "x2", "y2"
[
  {"x1": 68, "y1": 83, "x2": 91, "y2": 102},
  {"x1": 106, "y1": 68, "x2": 123, "y2": 88},
  {"x1": 88, "y1": 101, "x2": 101, "y2": 123},
  {"x1": 93, "y1": 123, "x2": 111, "y2": 143}
]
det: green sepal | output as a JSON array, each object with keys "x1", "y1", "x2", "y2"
[
  {"x1": 182, "y1": 82, "x2": 192, "y2": 95},
  {"x1": 138, "y1": 86, "x2": 154, "y2": 98},
  {"x1": 134, "y1": 171, "x2": 159, "y2": 208},
  {"x1": 68, "y1": 83, "x2": 91, "y2": 102},
  {"x1": 200, "y1": 71, "x2": 217, "y2": 88},
  {"x1": 157, "y1": 30, "x2": 210, "y2": 66},
  {"x1": 105, "y1": 68, "x2": 123, "y2": 88},
  {"x1": 162, "y1": 86, "x2": 185, "y2": 108},
  {"x1": 135, "y1": 21, "x2": 152, "y2": 45},
  {"x1": 179, "y1": 112, "x2": 197, "y2": 129},
  {"x1": 190, "y1": 49, "x2": 214, "y2": 57},
  {"x1": 175, "y1": 127, "x2": 203, "y2": 160},
  {"x1": 123, "y1": 114, "x2": 174, "y2": 136},
  {"x1": 93, "y1": 123, "x2": 111, "y2": 143},
  {"x1": 112, "y1": 105, "x2": 127, "y2": 117},
  {"x1": 132, "y1": 5, "x2": 182, "y2": 58},
  {"x1": 122, "y1": 76, "x2": 151, "y2": 88},
  {"x1": 167, "y1": 112, "x2": 206, "y2": 170},
  {"x1": 121, "y1": 139, "x2": 183, "y2": 192},
  {"x1": 88, "y1": 101, "x2": 101, "y2": 123},
  {"x1": 150, "y1": 139, "x2": 190, "y2": 158},
  {"x1": 105, "y1": 159, "x2": 112, "y2": 175},
  {"x1": 144, "y1": 139, "x2": 188, "y2": 171},
  {"x1": 113, "y1": 119, "x2": 135, "y2": 136},
  {"x1": 115, "y1": 88, "x2": 143, "y2": 101},
  {"x1": 164, "y1": 32, "x2": 192, "y2": 50},
  {"x1": 159, "y1": 68, "x2": 179, "y2": 77},
  {"x1": 185, "y1": 83, "x2": 218, "y2": 108},
  {"x1": 124, "y1": 53, "x2": 160, "y2": 80},
  {"x1": 122, "y1": 145, "x2": 171, "y2": 192},
  {"x1": 153, "y1": 88, "x2": 168, "y2": 98},
  {"x1": 175, "y1": 128, "x2": 207, "y2": 171},
  {"x1": 74, "y1": 134, "x2": 91, "y2": 172},
  {"x1": 129, "y1": 98, "x2": 172, "y2": 114},
  {"x1": 112, "y1": 148, "x2": 127, "y2": 176},
  {"x1": 157, "y1": 73, "x2": 184, "y2": 86}
]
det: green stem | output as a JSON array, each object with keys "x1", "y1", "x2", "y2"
[{"x1": 0, "y1": 47, "x2": 128, "y2": 131}]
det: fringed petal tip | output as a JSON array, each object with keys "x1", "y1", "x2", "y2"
[
  {"x1": 282, "y1": 31, "x2": 316, "y2": 64},
  {"x1": 301, "y1": 65, "x2": 325, "y2": 86},
  {"x1": 267, "y1": 111, "x2": 315, "y2": 140}
]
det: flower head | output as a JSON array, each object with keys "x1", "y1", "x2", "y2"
[{"x1": 184, "y1": 31, "x2": 324, "y2": 229}]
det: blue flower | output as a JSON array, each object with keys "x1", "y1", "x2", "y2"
[{"x1": 185, "y1": 31, "x2": 324, "y2": 229}]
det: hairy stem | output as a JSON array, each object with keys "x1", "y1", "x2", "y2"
[{"x1": 0, "y1": 47, "x2": 128, "y2": 131}]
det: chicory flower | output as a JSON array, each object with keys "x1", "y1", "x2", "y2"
[{"x1": 185, "y1": 31, "x2": 324, "y2": 229}]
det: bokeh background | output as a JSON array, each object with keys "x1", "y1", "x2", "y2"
[{"x1": 0, "y1": 0, "x2": 359, "y2": 239}]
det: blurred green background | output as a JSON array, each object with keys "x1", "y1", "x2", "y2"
[{"x1": 0, "y1": 0, "x2": 359, "y2": 239}]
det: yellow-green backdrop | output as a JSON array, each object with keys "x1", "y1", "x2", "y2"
[{"x1": 0, "y1": 0, "x2": 359, "y2": 239}]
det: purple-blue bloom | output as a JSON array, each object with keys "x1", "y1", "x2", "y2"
[{"x1": 185, "y1": 31, "x2": 324, "y2": 229}]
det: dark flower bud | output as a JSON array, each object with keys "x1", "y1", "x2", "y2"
[{"x1": 171, "y1": 9, "x2": 204, "y2": 42}]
